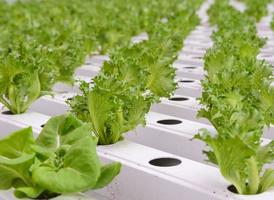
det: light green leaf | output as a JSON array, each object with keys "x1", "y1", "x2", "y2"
[
  {"x1": 0, "y1": 127, "x2": 35, "y2": 189},
  {"x1": 0, "y1": 127, "x2": 34, "y2": 157},
  {"x1": 32, "y1": 137, "x2": 101, "y2": 193},
  {"x1": 92, "y1": 162, "x2": 121, "y2": 189},
  {"x1": 258, "y1": 169, "x2": 274, "y2": 193},
  {"x1": 88, "y1": 90, "x2": 113, "y2": 144},
  {"x1": 14, "y1": 186, "x2": 43, "y2": 199},
  {"x1": 36, "y1": 113, "x2": 84, "y2": 150},
  {"x1": 0, "y1": 154, "x2": 34, "y2": 190}
]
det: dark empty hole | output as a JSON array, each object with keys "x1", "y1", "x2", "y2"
[
  {"x1": 41, "y1": 124, "x2": 45, "y2": 128},
  {"x1": 85, "y1": 61, "x2": 92, "y2": 65},
  {"x1": 2, "y1": 110, "x2": 13, "y2": 115},
  {"x1": 184, "y1": 66, "x2": 197, "y2": 69},
  {"x1": 149, "y1": 157, "x2": 182, "y2": 167},
  {"x1": 179, "y1": 80, "x2": 195, "y2": 83},
  {"x1": 67, "y1": 97, "x2": 73, "y2": 101},
  {"x1": 169, "y1": 97, "x2": 189, "y2": 101},
  {"x1": 157, "y1": 119, "x2": 182, "y2": 125},
  {"x1": 193, "y1": 56, "x2": 203, "y2": 59},
  {"x1": 227, "y1": 185, "x2": 238, "y2": 194}
]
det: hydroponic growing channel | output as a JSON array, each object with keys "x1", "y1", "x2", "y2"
[{"x1": 0, "y1": 0, "x2": 273, "y2": 199}]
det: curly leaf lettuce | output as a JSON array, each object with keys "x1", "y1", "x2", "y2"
[{"x1": 197, "y1": 0, "x2": 274, "y2": 195}]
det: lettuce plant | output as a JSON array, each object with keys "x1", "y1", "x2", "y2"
[
  {"x1": 239, "y1": 0, "x2": 272, "y2": 21},
  {"x1": 196, "y1": 0, "x2": 274, "y2": 195},
  {"x1": 0, "y1": 114, "x2": 121, "y2": 199},
  {"x1": 0, "y1": 0, "x2": 185, "y2": 114},
  {"x1": 69, "y1": 78, "x2": 153, "y2": 145},
  {"x1": 68, "y1": 2, "x2": 202, "y2": 145},
  {"x1": 0, "y1": 1, "x2": 86, "y2": 114}
]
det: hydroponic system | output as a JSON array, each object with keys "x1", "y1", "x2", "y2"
[{"x1": 0, "y1": 0, "x2": 273, "y2": 199}]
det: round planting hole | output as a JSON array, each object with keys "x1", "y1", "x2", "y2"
[
  {"x1": 149, "y1": 157, "x2": 182, "y2": 167},
  {"x1": 227, "y1": 185, "x2": 238, "y2": 194},
  {"x1": 157, "y1": 119, "x2": 182, "y2": 125},
  {"x1": 2, "y1": 110, "x2": 13, "y2": 115},
  {"x1": 67, "y1": 97, "x2": 73, "y2": 101},
  {"x1": 184, "y1": 66, "x2": 197, "y2": 69},
  {"x1": 41, "y1": 124, "x2": 45, "y2": 128},
  {"x1": 179, "y1": 80, "x2": 195, "y2": 83},
  {"x1": 169, "y1": 97, "x2": 189, "y2": 101}
]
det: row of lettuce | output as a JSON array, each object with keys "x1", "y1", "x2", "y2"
[
  {"x1": 239, "y1": 0, "x2": 272, "y2": 21},
  {"x1": 196, "y1": 0, "x2": 274, "y2": 195},
  {"x1": 0, "y1": 0, "x2": 182, "y2": 114},
  {"x1": 0, "y1": 0, "x2": 204, "y2": 199},
  {"x1": 68, "y1": 1, "x2": 203, "y2": 145}
]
